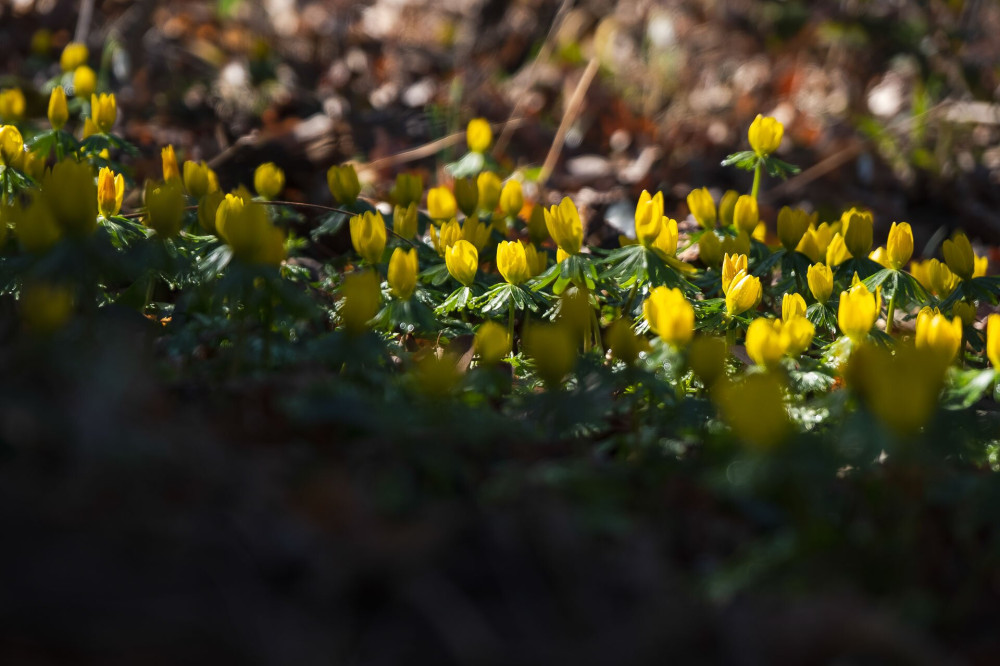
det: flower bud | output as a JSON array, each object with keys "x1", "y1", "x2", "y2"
[
  {"x1": 0, "y1": 88, "x2": 25, "y2": 122},
  {"x1": 543, "y1": 196, "x2": 584, "y2": 255},
  {"x1": 732, "y1": 194, "x2": 759, "y2": 235},
  {"x1": 838, "y1": 281, "x2": 879, "y2": 343},
  {"x1": 466, "y1": 118, "x2": 492, "y2": 153},
  {"x1": 198, "y1": 190, "x2": 224, "y2": 234},
  {"x1": 499, "y1": 180, "x2": 524, "y2": 218},
  {"x1": 886, "y1": 221, "x2": 913, "y2": 269},
  {"x1": 634, "y1": 189, "x2": 664, "y2": 247},
  {"x1": 523, "y1": 323, "x2": 576, "y2": 387},
  {"x1": 915, "y1": 307, "x2": 962, "y2": 365},
  {"x1": 475, "y1": 321, "x2": 510, "y2": 365},
  {"x1": 427, "y1": 186, "x2": 457, "y2": 221},
  {"x1": 721, "y1": 253, "x2": 748, "y2": 295},
  {"x1": 340, "y1": 269, "x2": 380, "y2": 335},
  {"x1": 453, "y1": 177, "x2": 479, "y2": 217},
  {"x1": 713, "y1": 373, "x2": 789, "y2": 449},
  {"x1": 387, "y1": 247, "x2": 418, "y2": 300},
  {"x1": 718, "y1": 190, "x2": 739, "y2": 227},
  {"x1": 90, "y1": 93, "x2": 117, "y2": 133},
  {"x1": 183, "y1": 161, "x2": 219, "y2": 199},
  {"x1": 97, "y1": 167, "x2": 124, "y2": 218},
  {"x1": 643, "y1": 286, "x2": 694, "y2": 347},
  {"x1": 254, "y1": 162, "x2": 284, "y2": 200},
  {"x1": 43, "y1": 158, "x2": 98, "y2": 236},
  {"x1": 699, "y1": 231, "x2": 722, "y2": 267},
  {"x1": 0, "y1": 124, "x2": 24, "y2": 165},
  {"x1": 687, "y1": 187, "x2": 716, "y2": 229},
  {"x1": 781, "y1": 292, "x2": 807, "y2": 321},
  {"x1": 777, "y1": 206, "x2": 811, "y2": 251},
  {"x1": 390, "y1": 173, "x2": 422, "y2": 208},
  {"x1": 326, "y1": 164, "x2": 361, "y2": 205},
  {"x1": 72, "y1": 66, "x2": 96, "y2": 98},
  {"x1": 826, "y1": 233, "x2": 851, "y2": 266},
  {"x1": 725, "y1": 270, "x2": 762, "y2": 317},
  {"x1": 11, "y1": 197, "x2": 61, "y2": 253},
  {"x1": 349, "y1": 210, "x2": 387, "y2": 264},
  {"x1": 216, "y1": 190, "x2": 286, "y2": 266},
  {"x1": 429, "y1": 218, "x2": 461, "y2": 255},
  {"x1": 688, "y1": 336, "x2": 728, "y2": 387},
  {"x1": 496, "y1": 240, "x2": 531, "y2": 285},
  {"x1": 746, "y1": 318, "x2": 786, "y2": 368},
  {"x1": 748, "y1": 114, "x2": 783, "y2": 156},
  {"x1": 393, "y1": 203, "x2": 418, "y2": 240},
  {"x1": 842, "y1": 208, "x2": 873, "y2": 259},
  {"x1": 445, "y1": 239, "x2": 478, "y2": 287},
  {"x1": 942, "y1": 231, "x2": 975, "y2": 281},
  {"x1": 144, "y1": 179, "x2": 186, "y2": 238},
  {"x1": 807, "y1": 262, "x2": 833, "y2": 304},
  {"x1": 60, "y1": 42, "x2": 89, "y2": 72},
  {"x1": 987, "y1": 314, "x2": 1000, "y2": 371},
  {"x1": 527, "y1": 204, "x2": 549, "y2": 244},
  {"x1": 48, "y1": 87, "x2": 69, "y2": 130}
]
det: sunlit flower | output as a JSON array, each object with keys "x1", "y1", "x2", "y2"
[
  {"x1": 445, "y1": 239, "x2": 478, "y2": 287},
  {"x1": 48, "y1": 87, "x2": 68, "y2": 130},
  {"x1": 643, "y1": 286, "x2": 694, "y2": 347},
  {"x1": 387, "y1": 247, "x2": 418, "y2": 300},
  {"x1": 544, "y1": 196, "x2": 584, "y2": 255},
  {"x1": 254, "y1": 162, "x2": 284, "y2": 200},
  {"x1": 687, "y1": 187, "x2": 716, "y2": 229},
  {"x1": 349, "y1": 210, "x2": 387, "y2": 264},
  {"x1": 807, "y1": 263, "x2": 833, "y2": 304},
  {"x1": 748, "y1": 114, "x2": 784, "y2": 157},
  {"x1": 327, "y1": 163, "x2": 361, "y2": 205},
  {"x1": 466, "y1": 118, "x2": 492, "y2": 153},
  {"x1": 496, "y1": 240, "x2": 531, "y2": 285},
  {"x1": 97, "y1": 166, "x2": 124, "y2": 218}
]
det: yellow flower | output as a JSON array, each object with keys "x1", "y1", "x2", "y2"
[
  {"x1": 327, "y1": 164, "x2": 361, "y2": 205},
  {"x1": 643, "y1": 286, "x2": 694, "y2": 347},
  {"x1": 748, "y1": 114, "x2": 784, "y2": 156},
  {"x1": 784, "y1": 316, "x2": 816, "y2": 356},
  {"x1": 912, "y1": 258, "x2": 959, "y2": 298},
  {"x1": 496, "y1": 240, "x2": 531, "y2": 285},
  {"x1": 746, "y1": 318, "x2": 787, "y2": 368},
  {"x1": 732, "y1": 195, "x2": 759, "y2": 235},
  {"x1": 14, "y1": 149, "x2": 46, "y2": 181},
  {"x1": 10, "y1": 197, "x2": 60, "y2": 252},
  {"x1": 777, "y1": 206, "x2": 812, "y2": 251},
  {"x1": 198, "y1": 190, "x2": 224, "y2": 234},
  {"x1": 725, "y1": 270, "x2": 762, "y2": 317},
  {"x1": 20, "y1": 282, "x2": 75, "y2": 333},
  {"x1": 97, "y1": 167, "x2": 124, "y2": 218},
  {"x1": 826, "y1": 233, "x2": 852, "y2": 266},
  {"x1": 842, "y1": 208, "x2": 873, "y2": 259},
  {"x1": 652, "y1": 218, "x2": 679, "y2": 258},
  {"x1": 477, "y1": 171, "x2": 502, "y2": 213},
  {"x1": 699, "y1": 230, "x2": 723, "y2": 267},
  {"x1": 90, "y1": 93, "x2": 117, "y2": 133},
  {"x1": 460, "y1": 216, "x2": 491, "y2": 251},
  {"x1": 688, "y1": 336, "x2": 728, "y2": 387},
  {"x1": 158, "y1": 145, "x2": 179, "y2": 182},
  {"x1": 42, "y1": 158, "x2": 98, "y2": 236},
  {"x1": 987, "y1": 314, "x2": 1000, "y2": 371},
  {"x1": 807, "y1": 263, "x2": 833, "y2": 304},
  {"x1": 391, "y1": 173, "x2": 423, "y2": 208},
  {"x1": 340, "y1": 269, "x2": 381, "y2": 335},
  {"x1": 686, "y1": 187, "x2": 716, "y2": 229},
  {"x1": 845, "y1": 343, "x2": 947, "y2": 436},
  {"x1": 427, "y1": 186, "x2": 457, "y2": 220},
  {"x1": 714, "y1": 373, "x2": 789, "y2": 449},
  {"x1": 782, "y1": 292, "x2": 807, "y2": 321},
  {"x1": 445, "y1": 239, "x2": 478, "y2": 287},
  {"x1": 453, "y1": 177, "x2": 479, "y2": 217},
  {"x1": 466, "y1": 117, "x2": 492, "y2": 153},
  {"x1": 523, "y1": 323, "x2": 577, "y2": 387},
  {"x1": 387, "y1": 247, "x2": 418, "y2": 300},
  {"x1": 523, "y1": 241, "x2": 547, "y2": 276},
  {"x1": 60, "y1": 42, "x2": 89, "y2": 72},
  {"x1": 349, "y1": 210, "x2": 387, "y2": 264},
  {"x1": 796, "y1": 222, "x2": 836, "y2": 263},
  {"x1": 393, "y1": 203, "x2": 418, "y2": 240},
  {"x1": 527, "y1": 204, "x2": 549, "y2": 244},
  {"x1": 72, "y1": 65, "x2": 96, "y2": 98},
  {"x1": 634, "y1": 189, "x2": 664, "y2": 247},
  {"x1": 48, "y1": 87, "x2": 69, "y2": 130},
  {"x1": 974, "y1": 254, "x2": 988, "y2": 278},
  {"x1": 215, "y1": 190, "x2": 286, "y2": 266},
  {"x1": 942, "y1": 231, "x2": 975, "y2": 280},
  {"x1": 499, "y1": 180, "x2": 524, "y2": 218},
  {"x1": 952, "y1": 300, "x2": 976, "y2": 326},
  {"x1": 838, "y1": 281, "x2": 879, "y2": 343},
  {"x1": 0, "y1": 124, "x2": 24, "y2": 165},
  {"x1": 0, "y1": 88, "x2": 24, "y2": 122},
  {"x1": 718, "y1": 189, "x2": 739, "y2": 227},
  {"x1": 886, "y1": 221, "x2": 913, "y2": 269},
  {"x1": 543, "y1": 196, "x2": 584, "y2": 255},
  {"x1": 722, "y1": 232, "x2": 752, "y2": 259},
  {"x1": 429, "y1": 218, "x2": 462, "y2": 255},
  {"x1": 605, "y1": 319, "x2": 649, "y2": 366},
  {"x1": 183, "y1": 161, "x2": 220, "y2": 199},
  {"x1": 475, "y1": 321, "x2": 511, "y2": 364},
  {"x1": 81, "y1": 116, "x2": 100, "y2": 140},
  {"x1": 915, "y1": 307, "x2": 962, "y2": 364},
  {"x1": 143, "y1": 179, "x2": 186, "y2": 238},
  {"x1": 254, "y1": 162, "x2": 285, "y2": 200},
  {"x1": 412, "y1": 353, "x2": 461, "y2": 397},
  {"x1": 721, "y1": 253, "x2": 748, "y2": 294}
]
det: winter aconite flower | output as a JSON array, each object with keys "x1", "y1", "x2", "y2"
[
  {"x1": 60, "y1": 42, "x2": 89, "y2": 72},
  {"x1": 183, "y1": 161, "x2": 219, "y2": 199},
  {"x1": 42, "y1": 158, "x2": 98, "y2": 236},
  {"x1": 713, "y1": 373, "x2": 789, "y2": 449},
  {"x1": 466, "y1": 118, "x2": 492, "y2": 153},
  {"x1": 143, "y1": 179, "x2": 186, "y2": 238},
  {"x1": 349, "y1": 210, "x2": 387, "y2": 264},
  {"x1": 838, "y1": 280, "x2": 879, "y2": 343},
  {"x1": 732, "y1": 195, "x2": 759, "y2": 236},
  {"x1": 635, "y1": 189, "x2": 665, "y2": 247},
  {"x1": 254, "y1": 162, "x2": 285, "y2": 200},
  {"x1": 445, "y1": 239, "x2": 478, "y2": 287},
  {"x1": 499, "y1": 180, "x2": 523, "y2": 218},
  {"x1": 777, "y1": 206, "x2": 813, "y2": 251},
  {"x1": 543, "y1": 197, "x2": 584, "y2": 256},
  {"x1": 460, "y1": 216, "x2": 491, "y2": 252},
  {"x1": 643, "y1": 286, "x2": 694, "y2": 347},
  {"x1": 454, "y1": 177, "x2": 478, "y2": 217},
  {"x1": 826, "y1": 234, "x2": 851, "y2": 267},
  {"x1": 72, "y1": 66, "x2": 96, "y2": 98},
  {"x1": 987, "y1": 314, "x2": 1000, "y2": 371},
  {"x1": 161, "y1": 145, "x2": 181, "y2": 182},
  {"x1": 842, "y1": 208, "x2": 873, "y2": 259},
  {"x1": 0, "y1": 124, "x2": 23, "y2": 165},
  {"x1": 391, "y1": 173, "x2": 422, "y2": 208},
  {"x1": 886, "y1": 221, "x2": 913, "y2": 269},
  {"x1": 721, "y1": 253, "x2": 748, "y2": 295},
  {"x1": 605, "y1": 319, "x2": 649, "y2": 366},
  {"x1": 725, "y1": 270, "x2": 762, "y2": 317},
  {"x1": 782, "y1": 293, "x2": 807, "y2": 321},
  {"x1": 807, "y1": 263, "x2": 833, "y2": 304},
  {"x1": 477, "y1": 171, "x2": 502, "y2": 213},
  {"x1": 48, "y1": 87, "x2": 68, "y2": 130},
  {"x1": 427, "y1": 186, "x2": 457, "y2": 221},
  {"x1": 475, "y1": 321, "x2": 511, "y2": 365},
  {"x1": 942, "y1": 231, "x2": 975, "y2": 281},
  {"x1": 393, "y1": 203, "x2": 418, "y2": 241},
  {"x1": 90, "y1": 93, "x2": 117, "y2": 133},
  {"x1": 748, "y1": 114, "x2": 783, "y2": 157},
  {"x1": 687, "y1": 187, "x2": 716, "y2": 229},
  {"x1": 496, "y1": 240, "x2": 531, "y2": 285},
  {"x1": 327, "y1": 164, "x2": 361, "y2": 205},
  {"x1": 746, "y1": 318, "x2": 786, "y2": 368},
  {"x1": 915, "y1": 308, "x2": 962, "y2": 365},
  {"x1": 699, "y1": 231, "x2": 723, "y2": 267},
  {"x1": 11, "y1": 197, "x2": 61, "y2": 253},
  {"x1": 198, "y1": 190, "x2": 224, "y2": 234},
  {"x1": 215, "y1": 190, "x2": 286, "y2": 266},
  {"x1": 387, "y1": 247, "x2": 418, "y2": 300},
  {"x1": 429, "y1": 218, "x2": 462, "y2": 255},
  {"x1": 340, "y1": 269, "x2": 380, "y2": 335},
  {"x1": 523, "y1": 323, "x2": 576, "y2": 387},
  {"x1": 97, "y1": 167, "x2": 124, "y2": 218}
]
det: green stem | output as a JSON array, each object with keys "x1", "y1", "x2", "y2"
[
  {"x1": 726, "y1": 322, "x2": 737, "y2": 349},
  {"x1": 751, "y1": 159, "x2": 763, "y2": 200},
  {"x1": 507, "y1": 298, "x2": 516, "y2": 359},
  {"x1": 885, "y1": 288, "x2": 897, "y2": 336}
]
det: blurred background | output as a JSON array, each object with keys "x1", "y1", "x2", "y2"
[{"x1": 3, "y1": 1, "x2": 1000, "y2": 664}]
